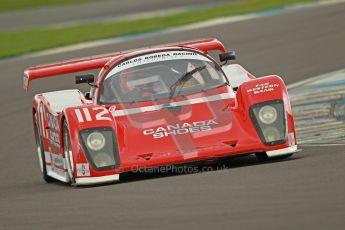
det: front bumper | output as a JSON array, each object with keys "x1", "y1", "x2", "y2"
[
  {"x1": 266, "y1": 145, "x2": 299, "y2": 157},
  {"x1": 74, "y1": 174, "x2": 119, "y2": 186},
  {"x1": 73, "y1": 145, "x2": 299, "y2": 185}
]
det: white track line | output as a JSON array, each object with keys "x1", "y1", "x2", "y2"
[
  {"x1": 300, "y1": 143, "x2": 345, "y2": 147},
  {"x1": 26, "y1": 4, "x2": 222, "y2": 30},
  {"x1": 288, "y1": 68, "x2": 345, "y2": 89},
  {"x1": 2, "y1": 0, "x2": 345, "y2": 63}
]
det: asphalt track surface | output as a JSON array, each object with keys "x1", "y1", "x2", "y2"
[
  {"x1": 1, "y1": 2, "x2": 345, "y2": 230},
  {"x1": 0, "y1": 0, "x2": 233, "y2": 31}
]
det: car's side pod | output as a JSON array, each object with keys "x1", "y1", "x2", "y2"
[
  {"x1": 235, "y1": 75, "x2": 296, "y2": 144},
  {"x1": 62, "y1": 105, "x2": 121, "y2": 181},
  {"x1": 236, "y1": 76, "x2": 287, "y2": 108}
]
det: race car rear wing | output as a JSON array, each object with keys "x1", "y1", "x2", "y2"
[{"x1": 23, "y1": 38, "x2": 226, "y2": 93}]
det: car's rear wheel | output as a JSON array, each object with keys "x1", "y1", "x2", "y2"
[
  {"x1": 255, "y1": 152, "x2": 293, "y2": 162},
  {"x1": 63, "y1": 121, "x2": 75, "y2": 184},
  {"x1": 34, "y1": 113, "x2": 55, "y2": 183}
]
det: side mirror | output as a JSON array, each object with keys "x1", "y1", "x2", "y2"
[
  {"x1": 75, "y1": 74, "x2": 95, "y2": 85},
  {"x1": 219, "y1": 51, "x2": 236, "y2": 63}
]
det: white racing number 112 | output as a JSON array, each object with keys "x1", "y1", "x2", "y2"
[{"x1": 74, "y1": 107, "x2": 112, "y2": 123}]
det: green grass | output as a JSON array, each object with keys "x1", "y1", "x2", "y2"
[
  {"x1": 0, "y1": 0, "x2": 98, "y2": 12},
  {"x1": 0, "y1": 0, "x2": 318, "y2": 59}
]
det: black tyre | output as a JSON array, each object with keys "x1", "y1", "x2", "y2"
[
  {"x1": 63, "y1": 121, "x2": 75, "y2": 184},
  {"x1": 34, "y1": 113, "x2": 55, "y2": 183}
]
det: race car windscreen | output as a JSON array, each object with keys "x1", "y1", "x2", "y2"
[{"x1": 100, "y1": 50, "x2": 227, "y2": 104}]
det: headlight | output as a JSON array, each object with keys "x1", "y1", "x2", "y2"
[
  {"x1": 250, "y1": 100, "x2": 286, "y2": 146},
  {"x1": 80, "y1": 127, "x2": 120, "y2": 170},
  {"x1": 262, "y1": 127, "x2": 282, "y2": 142},
  {"x1": 93, "y1": 152, "x2": 115, "y2": 168},
  {"x1": 86, "y1": 132, "x2": 106, "y2": 151},
  {"x1": 258, "y1": 105, "x2": 277, "y2": 124}
]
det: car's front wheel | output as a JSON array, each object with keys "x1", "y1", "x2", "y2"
[{"x1": 34, "y1": 113, "x2": 55, "y2": 183}]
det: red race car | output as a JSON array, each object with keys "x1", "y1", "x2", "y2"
[{"x1": 24, "y1": 38, "x2": 298, "y2": 185}]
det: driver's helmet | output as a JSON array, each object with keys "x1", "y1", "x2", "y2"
[{"x1": 119, "y1": 70, "x2": 133, "y2": 94}]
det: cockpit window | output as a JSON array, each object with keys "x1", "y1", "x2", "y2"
[{"x1": 100, "y1": 50, "x2": 227, "y2": 104}]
